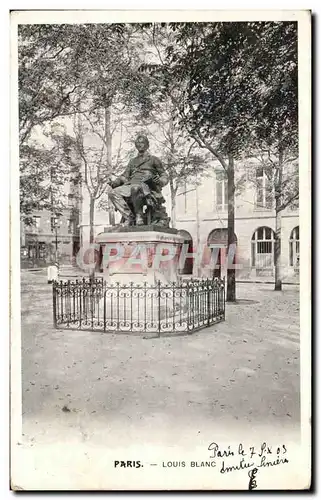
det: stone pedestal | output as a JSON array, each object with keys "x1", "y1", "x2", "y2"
[{"x1": 95, "y1": 225, "x2": 185, "y2": 285}]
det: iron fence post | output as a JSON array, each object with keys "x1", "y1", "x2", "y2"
[
  {"x1": 66, "y1": 280, "x2": 70, "y2": 328},
  {"x1": 60, "y1": 280, "x2": 63, "y2": 322},
  {"x1": 52, "y1": 281, "x2": 57, "y2": 328},
  {"x1": 103, "y1": 288, "x2": 107, "y2": 332},
  {"x1": 223, "y1": 276, "x2": 226, "y2": 319},
  {"x1": 79, "y1": 281, "x2": 82, "y2": 329},
  {"x1": 158, "y1": 280, "x2": 161, "y2": 337},
  {"x1": 207, "y1": 279, "x2": 211, "y2": 326}
]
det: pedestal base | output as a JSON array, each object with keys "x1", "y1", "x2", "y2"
[{"x1": 96, "y1": 228, "x2": 185, "y2": 285}]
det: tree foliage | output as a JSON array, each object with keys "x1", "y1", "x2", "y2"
[
  {"x1": 18, "y1": 23, "x2": 133, "y2": 144},
  {"x1": 18, "y1": 23, "x2": 143, "y2": 219},
  {"x1": 20, "y1": 129, "x2": 79, "y2": 224},
  {"x1": 159, "y1": 22, "x2": 298, "y2": 164}
]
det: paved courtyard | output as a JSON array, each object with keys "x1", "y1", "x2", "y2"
[{"x1": 18, "y1": 270, "x2": 300, "y2": 449}]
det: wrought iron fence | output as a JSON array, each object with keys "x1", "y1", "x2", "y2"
[{"x1": 53, "y1": 277, "x2": 225, "y2": 335}]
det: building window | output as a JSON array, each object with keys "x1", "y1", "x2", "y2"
[
  {"x1": 255, "y1": 168, "x2": 273, "y2": 210},
  {"x1": 184, "y1": 181, "x2": 188, "y2": 213},
  {"x1": 215, "y1": 171, "x2": 228, "y2": 212},
  {"x1": 177, "y1": 181, "x2": 189, "y2": 214},
  {"x1": 25, "y1": 241, "x2": 47, "y2": 261},
  {"x1": 68, "y1": 193, "x2": 74, "y2": 207},
  {"x1": 289, "y1": 226, "x2": 300, "y2": 269},
  {"x1": 177, "y1": 230, "x2": 193, "y2": 275},
  {"x1": 208, "y1": 228, "x2": 237, "y2": 279},
  {"x1": 251, "y1": 226, "x2": 275, "y2": 273},
  {"x1": 32, "y1": 216, "x2": 41, "y2": 232},
  {"x1": 38, "y1": 242, "x2": 47, "y2": 259},
  {"x1": 51, "y1": 216, "x2": 59, "y2": 232},
  {"x1": 68, "y1": 219, "x2": 75, "y2": 234}
]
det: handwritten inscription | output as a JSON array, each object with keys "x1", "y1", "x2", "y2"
[
  {"x1": 248, "y1": 468, "x2": 258, "y2": 490},
  {"x1": 208, "y1": 442, "x2": 235, "y2": 459},
  {"x1": 207, "y1": 441, "x2": 289, "y2": 485}
]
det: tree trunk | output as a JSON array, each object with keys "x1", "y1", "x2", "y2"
[
  {"x1": 274, "y1": 209, "x2": 282, "y2": 290},
  {"x1": 89, "y1": 196, "x2": 95, "y2": 244},
  {"x1": 89, "y1": 196, "x2": 95, "y2": 279},
  {"x1": 274, "y1": 151, "x2": 283, "y2": 291},
  {"x1": 226, "y1": 155, "x2": 236, "y2": 302},
  {"x1": 195, "y1": 184, "x2": 201, "y2": 278},
  {"x1": 105, "y1": 103, "x2": 115, "y2": 226},
  {"x1": 170, "y1": 180, "x2": 176, "y2": 228}
]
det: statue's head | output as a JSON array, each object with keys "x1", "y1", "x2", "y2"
[{"x1": 135, "y1": 135, "x2": 149, "y2": 153}]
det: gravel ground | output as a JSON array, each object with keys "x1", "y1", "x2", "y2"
[{"x1": 19, "y1": 270, "x2": 300, "y2": 447}]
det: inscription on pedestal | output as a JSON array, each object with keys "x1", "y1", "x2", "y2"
[{"x1": 96, "y1": 229, "x2": 185, "y2": 285}]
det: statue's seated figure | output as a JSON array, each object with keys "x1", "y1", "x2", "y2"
[{"x1": 108, "y1": 135, "x2": 170, "y2": 227}]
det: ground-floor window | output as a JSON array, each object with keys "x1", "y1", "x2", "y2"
[
  {"x1": 207, "y1": 228, "x2": 237, "y2": 279},
  {"x1": 289, "y1": 226, "x2": 300, "y2": 271},
  {"x1": 26, "y1": 241, "x2": 47, "y2": 260},
  {"x1": 251, "y1": 226, "x2": 275, "y2": 273},
  {"x1": 21, "y1": 241, "x2": 53, "y2": 268},
  {"x1": 177, "y1": 230, "x2": 193, "y2": 275}
]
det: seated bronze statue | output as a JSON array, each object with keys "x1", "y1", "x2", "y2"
[{"x1": 108, "y1": 135, "x2": 170, "y2": 227}]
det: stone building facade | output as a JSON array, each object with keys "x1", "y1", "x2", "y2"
[
  {"x1": 169, "y1": 166, "x2": 299, "y2": 282},
  {"x1": 21, "y1": 207, "x2": 80, "y2": 269}
]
